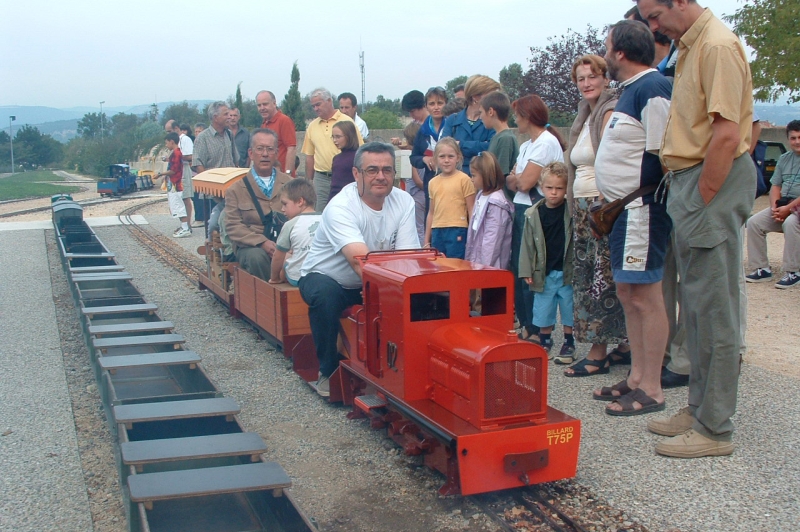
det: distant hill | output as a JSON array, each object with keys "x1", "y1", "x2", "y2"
[
  {"x1": 32, "y1": 119, "x2": 79, "y2": 143},
  {"x1": 754, "y1": 105, "x2": 799, "y2": 126},
  {"x1": 1, "y1": 100, "x2": 213, "y2": 143}
]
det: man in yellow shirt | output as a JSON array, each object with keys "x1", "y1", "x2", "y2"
[
  {"x1": 302, "y1": 88, "x2": 363, "y2": 212},
  {"x1": 636, "y1": 0, "x2": 755, "y2": 458}
]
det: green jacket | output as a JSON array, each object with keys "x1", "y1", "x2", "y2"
[{"x1": 518, "y1": 199, "x2": 573, "y2": 292}]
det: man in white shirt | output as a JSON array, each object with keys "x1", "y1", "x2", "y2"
[
  {"x1": 338, "y1": 92, "x2": 369, "y2": 140},
  {"x1": 299, "y1": 142, "x2": 419, "y2": 396}
]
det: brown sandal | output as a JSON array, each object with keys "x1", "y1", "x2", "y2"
[
  {"x1": 593, "y1": 379, "x2": 633, "y2": 401},
  {"x1": 605, "y1": 389, "x2": 666, "y2": 417}
]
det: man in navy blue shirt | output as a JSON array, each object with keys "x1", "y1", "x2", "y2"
[{"x1": 593, "y1": 20, "x2": 673, "y2": 416}]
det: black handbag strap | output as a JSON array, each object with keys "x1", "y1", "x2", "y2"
[
  {"x1": 242, "y1": 173, "x2": 269, "y2": 224},
  {"x1": 618, "y1": 183, "x2": 659, "y2": 208}
]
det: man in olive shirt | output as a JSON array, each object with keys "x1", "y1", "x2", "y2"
[
  {"x1": 301, "y1": 88, "x2": 363, "y2": 212},
  {"x1": 636, "y1": 0, "x2": 755, "y2": 458}
]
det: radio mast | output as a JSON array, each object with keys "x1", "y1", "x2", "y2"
[{"x1": 359, "y1": 49, "x2": 366, "y2": 109}]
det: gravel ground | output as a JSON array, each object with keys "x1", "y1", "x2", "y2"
[
  {"x1": 1, "y1": 191, "x2": 797, "y2": 532},
  {"x1": 0, "y1": 230, "x2": 92, "y2": 532}
]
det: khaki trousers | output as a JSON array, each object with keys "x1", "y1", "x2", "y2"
[{"x1": 666, "y1": 154, "x2": 755, "y2": 441}]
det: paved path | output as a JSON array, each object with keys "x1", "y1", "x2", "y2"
[{"x1": 0, "y1": 229, "x2": 92, "y2": 531}]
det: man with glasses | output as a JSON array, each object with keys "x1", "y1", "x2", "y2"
[
  {"x1": 224, "y1": 129, "x2": 292, "y2": 281},
  {"x1": 301, "y1": 88, "x2": 363, "y2": 212},
  {"x1": 299, "y1": 142, "x2": 419, "y2": 397}
]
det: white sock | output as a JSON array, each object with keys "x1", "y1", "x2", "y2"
[{"x1": 181, "y1": 222, "x2": 189, "y2": 230}]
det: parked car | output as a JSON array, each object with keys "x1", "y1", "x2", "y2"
[{"x1": 763, "y1": 141, "x2": 787, "y2": 181}]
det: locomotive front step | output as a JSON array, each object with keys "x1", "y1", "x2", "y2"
[{"x1": 354, "y1": 394, "x2": 388, "y2": 412}]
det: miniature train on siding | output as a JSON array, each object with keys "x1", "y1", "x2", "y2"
[
  {"x1": 194, "y1": 169, "x2": 581, "y2": 496},
  {"x1": 97, "y1": 164, "x2": 154, "y2": 197}
]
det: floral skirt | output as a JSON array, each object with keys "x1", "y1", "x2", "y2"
[{"x1": 571, "y1": 197, "x2": 627, "y2": 344}]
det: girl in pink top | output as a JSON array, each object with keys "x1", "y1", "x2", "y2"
[{"x1": 465, "y1": 152, "x2": 514, "y2": 268}]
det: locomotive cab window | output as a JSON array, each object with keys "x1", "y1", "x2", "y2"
[
  {"x1": 469, "y1": 287, "x2": 506, "y2": 317},
  {"x1": 410, "y1": 291, "x2": 450, "y2": 322}
]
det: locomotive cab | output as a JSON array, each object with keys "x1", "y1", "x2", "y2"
[{"x1": 342, "y1": 250, "x2": 548, "y2": 429}]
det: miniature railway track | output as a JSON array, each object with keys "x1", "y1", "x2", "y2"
[
  {"x1": 114, "y1": 196, "x2": 613, "y2": 532},
  {"x1": 117, "y1": 200, "x2": 204, "y2": 282},
  {"x1": 471, "y1": 487, "x2": 590, "y2": 532},
  {"x1": 0, "y1": 193, "x2": 159, "y2": 219}
]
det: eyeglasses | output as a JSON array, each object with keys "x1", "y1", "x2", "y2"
[
  {"x1": 358, "y1": 166, "x2": 396, "y2": 178},
  {"x1": 252, "y1": 146, "x2": 277, "y2": 154}
]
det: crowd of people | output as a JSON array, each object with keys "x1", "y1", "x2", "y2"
[{"x1": 156, "y1": 0, "x2": 798, "y2": 460}]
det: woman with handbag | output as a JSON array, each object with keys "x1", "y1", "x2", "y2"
[{"x1": 562, "y1": 55, "x2": 630, "y2": 376}]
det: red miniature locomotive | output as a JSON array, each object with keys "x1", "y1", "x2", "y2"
[
  {"x1": 336, "y1": 250, "x2": 580, "y2": 495},
  {"x1": 194, "y1": 170, "x2": 580, "y2": 496}
]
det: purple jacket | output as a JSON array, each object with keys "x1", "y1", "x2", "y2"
[{"x1": 465, "y1": 189, "x2": 514, "y2": 269}]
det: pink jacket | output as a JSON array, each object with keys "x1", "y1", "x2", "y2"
[{"x1": 465, "y1": 189, "x2": 514, "y2": 269}]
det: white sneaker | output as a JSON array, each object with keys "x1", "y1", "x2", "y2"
[
  {"x1": 173, "y1": 228, "x2": 192, "y2": 238},
  {"x1": 315, "y1": 375, "x2": 330, "y2": 397}
]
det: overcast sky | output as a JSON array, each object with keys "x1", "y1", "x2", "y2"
[{"x1": 1, "y1": 0, "x2": 748, "y2": 109}]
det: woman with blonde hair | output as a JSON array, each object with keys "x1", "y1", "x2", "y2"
[
  {"x1": 561, "y1": 54, "x2": 630, "y2": 375},
  {"x1": 441, "y1": 74, "x2": 501, "y2": 174}
]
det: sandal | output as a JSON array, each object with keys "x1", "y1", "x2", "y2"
[
  {"x1": 593, "y1": 379, "x2": 632, "y2": 401},
  {"x1": 564, "y1": 356, "x2": 610, "y2": 377},
  {"x1": 605, "y1": 388, "x2": 666, "y2": 417},
  {"x1": 608, "y1": 347, "x2": 632, "y2": 366}
]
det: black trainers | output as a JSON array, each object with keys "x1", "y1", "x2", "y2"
[
  {"x1": 776, "y1": 271, "x2": 800, "y2": 289},
  {"x1": 541, "y1": 339, "x2": 554, "y2": 360},
  {"x1": 745, "y1": 268, "x2": 772, "y2": 283}
]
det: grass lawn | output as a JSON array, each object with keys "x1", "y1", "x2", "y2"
[{"x1": 0, "y1": 171, "x2": 83, "y2": 201}]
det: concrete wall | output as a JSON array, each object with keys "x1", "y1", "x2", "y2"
[{"x1": 760, "y1": 127, "x2": 790, "y2": 150}]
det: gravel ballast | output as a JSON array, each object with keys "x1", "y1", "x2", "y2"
[
  {"x1": 97, "y1": 214, "x2": 800, "y2": 532},
  {"x1": 2, "y1": 199, "x2": 798, "y2": 531}
]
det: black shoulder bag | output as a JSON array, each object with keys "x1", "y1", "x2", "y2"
[{"x1": 242, "y1": 175, "x2": 287, "y2": 242}]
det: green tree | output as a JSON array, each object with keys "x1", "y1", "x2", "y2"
[
  {"x1": 725, "y1": 0, "x2": 800, "y2": 103},
  {"x1": 523, "y1": 25, "x2": 605, "y2": 114},
  {"x1": 161, "y1": 101, "x2": 204, "y2": 128},
  {"x1": 499, "y1": 63, "x2": 525, "y2": 103},
  {"x1": 148, "y1": 103, "x2": 159, "y2": 122},
  {"x1": 109, "y1": 113, "x2": 140, "y2": 137},
  {"x1": 78, "y1": 112, "x2": 104, "y2": 139},
  {"x1": 372, "y1": 95, "x2": 402, "y2": 115},
  {"x1": 361, "y1": 107, "x2": 402, "y2": 130},
  {"x1": 234, "y1": 82, "x2": 244, "y2": 113},
  {"x1": 239, "y1": 98, "x2": 259, "y2": 128},
  {"x1": 445, "y1": 75, "x2": 468, "y2": 99},
  {"x1": 281, "y1": 61, "x2": 306, "y2": 131},
  {"x1": 11, "y1": 125, "x2": 63, "y2": 167}
]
